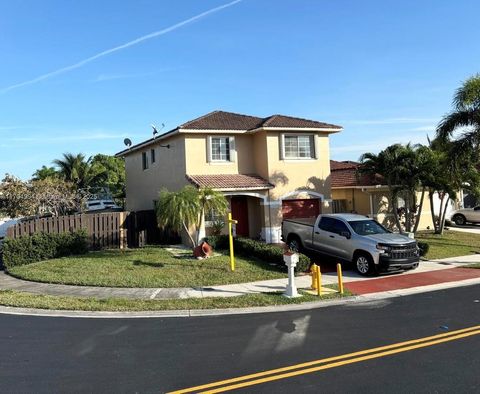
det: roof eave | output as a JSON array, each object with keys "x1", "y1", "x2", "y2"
[
  {"x1": 178, "y1": 128, "x2": 248, "y2": 134},
  {"x1": 115, "y1": 129, "x2": 179, "y2": 157},
  {"x1": 248, "y1": 126, "x2": 343, "y2": 134}
]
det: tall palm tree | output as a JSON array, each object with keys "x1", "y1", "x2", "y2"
[
  {"x1": 436, "y1": 74, "x2": 480, "y2": 155},
  {"x1": 53, "y1": 153, "x2": 106, "y2": 190}
]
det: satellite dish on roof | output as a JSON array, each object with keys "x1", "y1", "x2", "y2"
[{"x1": 124, "y1": 138, "x2": 132, "y2": 147}]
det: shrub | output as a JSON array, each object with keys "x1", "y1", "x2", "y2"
[
  {"x1": 2, "y1": 230, "x2": 89, "y2": 269},
  {"x1": 205, "y1": 235, "x2": 311, "y2": 272},
  {"x1": 417, "y1": 241, "x2": 429, "y2": 257},
  {"x1": 204, "y1": 235, "x2": 229, "y2": 250}
]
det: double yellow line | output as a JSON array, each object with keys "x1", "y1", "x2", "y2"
[{"x1": 169, "y1": 324, "x2": 480, "y2": 393}]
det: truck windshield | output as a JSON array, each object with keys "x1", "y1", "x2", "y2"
[{"x1": 348, "y1": 220, "x2": 389, "y2": 235}]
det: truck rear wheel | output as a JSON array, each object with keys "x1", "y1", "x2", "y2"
[{"x1": 354, "y1": 252, "x2": 375, "y2": 276}]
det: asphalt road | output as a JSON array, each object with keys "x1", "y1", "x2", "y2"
[{"x1": 1, "y1": 285, "x2": 480, "y2": 393}]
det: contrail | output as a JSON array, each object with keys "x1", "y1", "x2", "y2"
[{"x1": 0, "y1": 0, "x2": 242, "y2": 94}]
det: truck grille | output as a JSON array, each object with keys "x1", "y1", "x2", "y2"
[{"x1": 390, "y1": 244, "x2": 418, "y2": 259}]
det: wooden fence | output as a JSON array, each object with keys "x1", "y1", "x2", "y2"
[{"x1": 5, "y1": 210, "x2": 180, "y2": 249}]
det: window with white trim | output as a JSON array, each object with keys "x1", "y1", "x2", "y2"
[
  {"x1": 211, "y1": 137, "x2": 231, "y2": 161},
  {"x1": 284, "y1": 135, "x2": 315, "y2": 159}
]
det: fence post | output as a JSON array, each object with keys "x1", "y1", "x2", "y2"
[{"x1": 119, "y1": 211, "x2": 127, "y2": 249}]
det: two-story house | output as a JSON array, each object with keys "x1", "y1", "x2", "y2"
[{"x1": 116, "y1": 110, "x2": 342, "y2": 243}]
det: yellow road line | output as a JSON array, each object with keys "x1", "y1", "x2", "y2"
[
  {"x1": 168, "y1": 324, "x2": 480, "y2": 394},
  {"x1": 201, "y1": 329, "x2": 480, "y2": 393}
]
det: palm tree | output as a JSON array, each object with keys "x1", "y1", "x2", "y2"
[
  {"x1": 359, "y1": 144, "x2": 406, "y2": 232},
  {"x1": 195, "y1": 188, "x2": 229, "y2": 245},
  {"x1": 360, "y1": 144, "x2": 429, "y2": 233},
  {"x1": 436, "y1": 74, "x2": 480, "y2": 155},
  {"x1": 53, "y1": 153, "x2": 106, "y2": 190},
  {"x1": 156, "y1": 186, "x2": 228, "y2": 249}
]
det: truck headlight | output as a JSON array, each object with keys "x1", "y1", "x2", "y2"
[{"x1": 376, "y1": 244, "x2": 391, "y2": 254}]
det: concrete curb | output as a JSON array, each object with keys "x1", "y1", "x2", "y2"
[{"x1": 1, "y1": 277, "x2": 480, "y2": 319}]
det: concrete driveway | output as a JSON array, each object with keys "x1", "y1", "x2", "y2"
[{"x1": 446, "y1": 223, "x2": 480, "y2": 234}]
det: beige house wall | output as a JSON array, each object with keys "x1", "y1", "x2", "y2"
[
  {"x1": 333, "y1": 187, "x2": 434, "y2": 231},
  {"x1": 124, "y1": 135, "x2": 187, "y2": 211},
  {"x1": 184, "y1": 134, "x2": 257, "y2": 175}
]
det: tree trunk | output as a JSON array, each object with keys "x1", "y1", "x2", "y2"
[
  {"x1": 390, "y1": 188, "x2": 402, "y2": 233},
  {"x1": 439, "y1": 197, "x2": 450, "y2": 235},
  {"x1": 404, "y1": 190, "x2": 411, "y2": 233},
  {"x1": 435, "y1": 194, "x2": 446, "y2": 234},
  {"x1": 413, "y1": 187, "x2": 426, "y2": 234},
  {"x1": 182, "y1": 222, "x2": 196, "y2": 249},
  {"x1": 429, "y1": 191, "x2": 438, "y2": 233}
]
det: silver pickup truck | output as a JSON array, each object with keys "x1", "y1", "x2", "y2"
[{"x1": 281, "y1": 213, "x2": 420, "y2": 275}]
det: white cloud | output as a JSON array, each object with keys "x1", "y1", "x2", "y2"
[{"x1": 0, "y1": 0, "x2": 242, "y2": 94}]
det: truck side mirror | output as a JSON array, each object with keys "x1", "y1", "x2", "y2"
[{"x1": 340, "y1": 231, "x2": 351, "y2": 239}]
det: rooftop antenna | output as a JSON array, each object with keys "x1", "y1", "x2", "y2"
[
  {"x1": 151, "y1": 123, "x2": 170, "y2": 149},
  {"x1": 151, "y1": 123, "x2": 165, "y2": 138}
]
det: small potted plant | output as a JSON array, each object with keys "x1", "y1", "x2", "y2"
[{"x1": 283, "y1": 246, "x2": 299, "y2": 266}]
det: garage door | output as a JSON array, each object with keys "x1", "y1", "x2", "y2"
[{"x1": 282, "y1": 199, "x2": 321, "y2": 219}]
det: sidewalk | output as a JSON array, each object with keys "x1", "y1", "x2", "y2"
[{"x1": 0, "y1": 254, "x2": 479, "y2": 300}]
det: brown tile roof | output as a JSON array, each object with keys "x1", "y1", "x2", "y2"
[
  {"x1": 116, "y1": 110, "x2": 342, "y2": 157},
  {"x1": 330, "y1": 160, "x2": 383, "y2": 188},
  {"x1": 186, "y1": 174, "x2": 274, "y2": 191},
  {"x1": 262, "y1": 114, "x2": 342, "y2": 129},
  {"x1": 180, "y1": 110, "x2": 342, "y2": 131},
  {"x1": 181, "y1": 111, "x2": 264, "y2": 130}
]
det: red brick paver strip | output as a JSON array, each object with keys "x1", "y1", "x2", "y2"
[{"x1": 345, "y1": 268, "x2": 480, "y2": 295}]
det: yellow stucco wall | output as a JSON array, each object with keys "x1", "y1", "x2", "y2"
[
  {"x1": 124, "y1": 135, "x2": 188, "y2": 211},
  {"x1": 332, "y1": 187, "x2": 434, "y2": 231}
]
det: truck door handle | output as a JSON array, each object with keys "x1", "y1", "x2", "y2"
[
  {"x1": 329, "y1": 235, "x2": 335, "y2": 238},
  {"x1": 315, "y1": 231, "x2": 320, "y2": 234}
]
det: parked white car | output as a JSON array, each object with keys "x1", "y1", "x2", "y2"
[
  {"x1": 450, "y1": 206, "x2": 480, "y2": 225},
  {"x1": 0, "y1": 218, "x2": 20, "y2": 241}
]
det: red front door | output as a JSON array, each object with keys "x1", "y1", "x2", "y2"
[{"x1": 230, "y1": 196, "x2": 249, "y2": 237}]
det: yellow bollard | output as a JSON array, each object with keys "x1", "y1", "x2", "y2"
[
  {"x1": 337, "y1": 263, "x2": 344, "y2": 295},
  {"x1": 311, "y1": 265, "x2": 317, "y2": 290},
  {"x1": 227, "y1": 212, "x2": 238, "y2": 272},
  {"x1": 316, "y1": 265, "x2": 322, "y2": 296}
]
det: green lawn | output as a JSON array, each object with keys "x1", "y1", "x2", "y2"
[
  {"x1": 0, "y1": 287, "x2": 350, "y2": 311},
  {"x1": 416, "y1": 230, "x2": 480, "y2": 260},
  {"x1": 7, "y1": 246, "x2": 286, "y2": 288}
]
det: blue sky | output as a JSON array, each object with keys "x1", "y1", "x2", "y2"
[{"x1": 1, "y1": 0, "x2": 479, "y2": 179}]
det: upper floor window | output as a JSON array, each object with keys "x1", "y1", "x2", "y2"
[
  {"x1": 142, "y1": 152, "x2": 148, "y2": 170},
  {"x1": 151, "y1": 148, "x2": 156, "y2": 164},
  {"x1": 210, "y1": 137, "x2": 231, "y2": 162},
  {"x1": 283, "y1": 135, "x2": 315, "y2": 159}
]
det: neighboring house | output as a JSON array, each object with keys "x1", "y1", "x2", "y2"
[
  {"x1": 330, "y1": 160, "x2": 435, "y2": 230},
  {"x1": 116, "y1": 110, "x2": 342, "y2": 243}
]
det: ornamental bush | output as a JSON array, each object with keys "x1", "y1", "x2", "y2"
[
  {"x1": 417, "y1": 241, "x2": 430, "y2": 257},
  {"x1": 2, "y1": 230, "x2": 89, "y2": 269},
  {"x1": 204, "y1": 235, "x2": 311, "y2": 272}
]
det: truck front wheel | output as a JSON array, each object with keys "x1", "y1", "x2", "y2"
[{"x1": 354, "y1": 252, "x2": 376, "y2": 276}]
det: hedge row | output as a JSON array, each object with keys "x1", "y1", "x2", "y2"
[
  {"x1": 2, "y1": 230, "x2": 89, "y2": 269},
  {"x1": 205, "y1": 235, "x2": 311, "y2": 272}
]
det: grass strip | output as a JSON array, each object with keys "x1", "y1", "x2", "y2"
[{"x1": 0, "y1": 286, "x2": 352, "y2": 312}]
